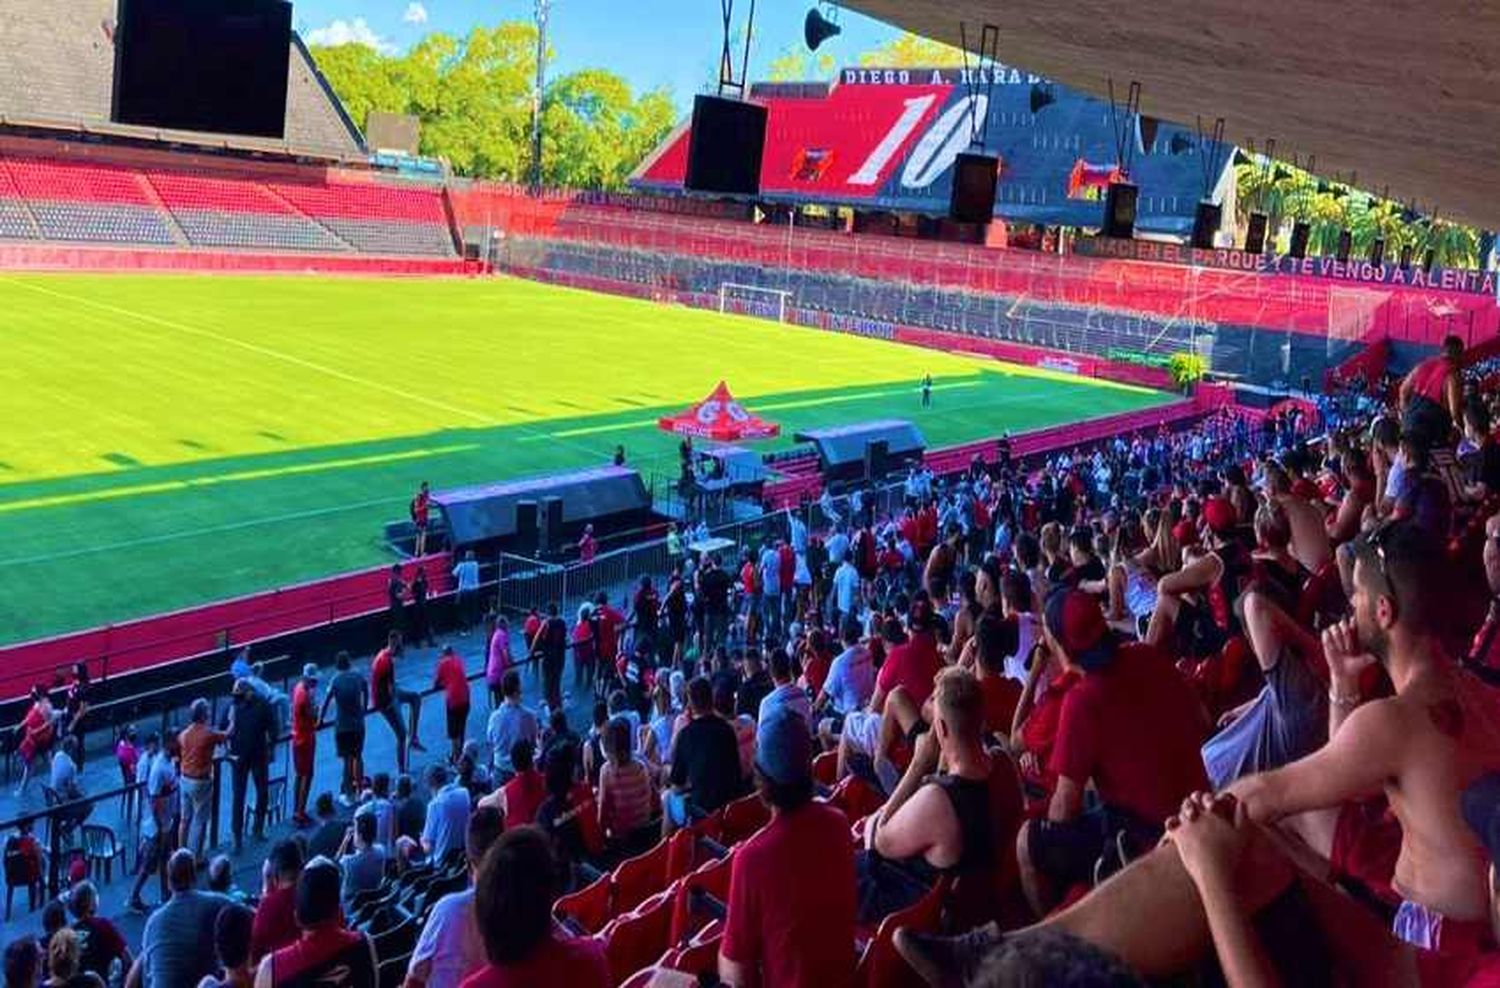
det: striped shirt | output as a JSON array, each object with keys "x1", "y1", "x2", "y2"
[{"x1": 599, "y1": 758, "x2": 654, "y2": 838}]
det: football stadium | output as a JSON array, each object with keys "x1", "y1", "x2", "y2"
[{"x1": 2, "y1": 0, "x2": 1499, "y2": 985}]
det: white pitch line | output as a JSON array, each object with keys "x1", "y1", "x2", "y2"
[
  {"x1": 0, "y1": 494, "x2": 402, "y2": 567},
  {"x1": 4, "y1": 277, "x2": 498, "y2": 426}
]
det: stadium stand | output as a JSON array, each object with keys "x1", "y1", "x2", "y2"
[{"x1": 0, "y1": 152, "x2": 458, "y2": 258}]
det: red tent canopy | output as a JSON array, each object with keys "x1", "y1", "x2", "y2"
[{"x1": 657, "y1": 381, "x2": 780, "y2": 441}]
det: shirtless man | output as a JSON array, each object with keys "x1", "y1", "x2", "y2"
[
  {"x1": 1261, "y1": 461, "x2": 1332, "y2": 574},
  {"x1": 911, "y1": 520, "x2": 1500, "y2": 985}
]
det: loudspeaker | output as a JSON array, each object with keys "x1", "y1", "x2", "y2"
[
  {"x1": 1289, "y1": 222, "x2": 1310, "y2": 259},
  {"x1": 1028, "y1": 84, "x2": 1055, "y2": 115},
  {"x1": 462, "y1": 243, "x2": 481, "y2": 262},
  {"x1": 1245, "y1": 213, "x2": 1268, "y2": 254},
  {"x1": 514, "y1": 500, "x2": 538, "y2": 555},
  {"x1": 1102, "y1": 182, "x2": 1138, "y2": 239},
  {"x1": 1399, "y1": 244, "x2": 1414, "y2": 269},
  {"x1": 1336, "y1": 229, "x2": 1352, "y2": 262},
  {"x1": 1369, "y1": 238, "x2": 1386, "y2": 266},
  {"x1": 539, "y1": 496, "x2": 564, "y2": 553},
  {"x1": 864, "y1": 440, "x2": 889, "y2": 482},
  {"x1": 950, "y1": 153, "x2": 999, "y2": 224},
  {"x1": 804, "y1": 8, "x2": 841, "y2": 50},
  {"x1": 113, "y1": 0, "x2": 292, "y2": 138},
  {"x1": 1138, "y1": 116, "x2": 1161, "y2": 154},
  {"x1": 685, "y1": 95, "x2": 767, "y2": 197},
  {"x1": 1191, "y1": 201, "x2": 1221, "y2": 250}
]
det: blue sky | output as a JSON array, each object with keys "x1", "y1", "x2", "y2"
[{"x1": 295, "y1": 0, "x2": 905, "y2": 112}]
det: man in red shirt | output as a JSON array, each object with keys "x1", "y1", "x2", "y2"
[
  {"x1": 371, "y1": 632, "x2": 425, "y2": 774},
  {"x1": 411, "y1": 481, "x2": 432, "y2": 557},
  {"x1": 433, "y1": 645, "x2": 471, "y2": 765},
  {"x1": 289, "y1": 665, "x2": 319, "y2": 827},
  {"x1": 720, "y1": 708, "x2": 856, "y2": 988},
  {"x1": 1018, "y1": 589, "x2": 1210, "y2": 915},
  {"x1": 256, "y1": 857, "x2": 376, "y2": 986},
  {"x1": 249, "y1": 839, "x2": 304, "y2": 964},
  {"x1": 592, "y1": 592, "x2": 626, "y2": 668},
  {"x1": 577, "y1": 524, "x2": 597, "y2": 564}
]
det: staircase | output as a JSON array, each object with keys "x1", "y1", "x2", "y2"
[
  {"x1": 263, "y1": 184, "x2": 357, "y2": 252},
  {"x1": 135, "y1": 173, "x2": 190, "y2": 247}
]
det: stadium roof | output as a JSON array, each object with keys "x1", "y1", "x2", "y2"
[
  {"x1": 845, "y1": 0, "x2": 1500, "y2": 231},
  {"x1": 0, "y1": 0, "x2": 363, "y2": 160}
]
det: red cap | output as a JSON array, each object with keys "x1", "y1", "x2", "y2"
[
  {"x1": 1203, "y1": 497, "x2": 1237, "y2": 534},
  {"x1": 1044, "y1": 589, "x2": 1115, "y2": 670}
]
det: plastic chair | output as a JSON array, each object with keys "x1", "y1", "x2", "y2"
[
  {"x1": 663, "y1": 827, "x2": 697, "y2": 883},
  {"x1": 718, "y1": 794, "x2": 770, "y2": 844},
  {"x1": 3, "y1": 838, "x2": 43, "y2": 921},
  {"x1": 664, "y1": 923, "x2": 723, "y2": 977},
  {"x1": 81, "y1": 825, "x2": 125, "y2": 884},
  {"x1": 599, "y1": 890, "x2": 675, "y2": 986},
  {"x1": 854, "y1": 876, "x2": 952, "y2": 988},
  {"x1": 371, "y1": 915, "x2": 420, "y2": 965},
  {"x1": 825, "y1": 776, "x2": 885, "y2": 823},
  {"x1": 613, "y1": 838, "x2": 671, "y2": 914},
  {"x1": 253, "y1": 778, "x2": 286, "y2": 829},
  {"x1": 812, "y1": 750, "x2": 839, "y2": 786},
  {"x1": 669, "y1": 850, "x2": 734, "y2": 944},
  {"x1": 553, "y1": 871, "x2": 613, "y2": 934},
  {"x1": 377, "y1": 951, "x2": 410, "y2": 988}
]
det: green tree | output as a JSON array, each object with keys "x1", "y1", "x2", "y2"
[
  {"x1": 767, "y1": 44, "x2": 835, "y2": 82},
  {"x1": 856, "y1": 32, "x2": 966, "y2": 67},
  {"x1": 542, "y1": 70, "x2": 676, "y2": 189}
]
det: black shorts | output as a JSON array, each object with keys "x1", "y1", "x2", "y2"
[
  {"x1": 335, "y1": 728, "x2": 365, "y2": 760},
  {"x1": 1026, "y1": 807, "x2": 1161, "y2": 891},
  {"x1": 446, "y1": 704, "x2": 469, "y2": 741}
]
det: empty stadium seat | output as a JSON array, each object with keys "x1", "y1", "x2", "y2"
[
  {"x1": 853, "y1": 876, "x2": 952, "y2": 988},
  {"x1": 554, "y1": 871, "x2": 613, "y2": 935},
  {"x1": 599, "y1": 890, "x2": 675, "y2": 986}
]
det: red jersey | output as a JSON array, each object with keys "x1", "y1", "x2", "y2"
[
  {"x1": 594, "y1": 605, "x2": 625, "y2": 663},
  {"x1": 410, "y1": 491, "x2": 430, "y2": 527},
  {"x1": 501, "y1": 770, "x2": 546, "y2": 829},
  {"x1": 1409, "y1": 354, "x2": 1452, "y2": 405},
  {"x1": 876, "y1": 634, "x2": 943, "y2": 708},
  {"x1": 459, "y1": 935, "x2": 610, "y2": 988},
  {"x1": 778, "y1": 544, "x2": 796, "y2": 590},
  {"x1": 370, "y1": 649, "x2": 395, "y2": 710},
  {"x1": 1049, "y1": 644, "x2": 1210, "y2": 824},
  {"x1": 435, "y1": 653, "x2": 470, "y2": 710},
  {"x1": 290, "y1": 681, "x2": 317, "y2": 748},
  {"x1": 721, "y1": 802, "x2": 857, "y2": 988},
  {"x1": 741, "y1": 560, "x2": 758, "y2": 595},
  {"x1": 979, "y1": 674, "x2": 1022, "y2": 737}
]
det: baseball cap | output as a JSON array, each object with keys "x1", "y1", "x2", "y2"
[
  {"x1": 302, "y1": 663, "x2": 318, "y2": 680},
  {"x1": 1461, "y1": 773, "x2": 1500, "y2": 870},
  {"x1": 1203, "y1": 497, "x2": 1237, "y2": 535},
  {"x1": 1044, "y1": 588, "x2": 1116, "y2": 671},
  {"x1": 755, "y1": 708, "x2": 813, "y2": 788}
]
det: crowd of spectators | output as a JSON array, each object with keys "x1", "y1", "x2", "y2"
[{"x1": 12, "y1": 335, "x2": 1500, "y2": 986}]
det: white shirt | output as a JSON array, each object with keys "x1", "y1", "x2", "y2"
[
  {"x1": 408, "y1": 888, "x2": 484, "y2": 988},
  {"x1": 822, "y1": 644, "x2": 875, "y2": 715},
  {"x1": 832, "y1": 562, "x2": 861, "y2": 614},
  {"x1": 788, "y1": 513, "x2": 808, "y2": 554},
  {"x1": 1005, "y1": 613, "x2": 1040, "y2": 683}
]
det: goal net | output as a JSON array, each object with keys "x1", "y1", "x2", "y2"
[{"x1": 719, "y1": 283, "x2": 792, "y2": 322}]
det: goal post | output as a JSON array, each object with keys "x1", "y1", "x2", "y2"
[{"x1": 719, "y1": 282, "x2": 792, "y2": 322}]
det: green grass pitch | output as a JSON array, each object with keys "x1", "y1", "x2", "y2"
[{"x1": 0, "y1": 273, "x2": 1176, "y2": 645}]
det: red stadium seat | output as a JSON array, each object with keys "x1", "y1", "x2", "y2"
[
  {"x1": 812, "y1": 750, "x2": 839, "y2": 787},
  {"x1": 854, "y1": 877, "x2": 952, "y2": 988},
  {"x1": 663, "y1": 827, "x2": 697, "y2": 884},
  {"x1": 825, "y1": 776, "x2": 885, "y2": 823},
  {"x1": 600, "y1": 890, "x2": 675, "y2": 986},
  {"x1": 553, "y1": 872, "x2": 613, "y2": 934},
  {"x1": 663, "y1": 923, "x2": 723, "y2": 978},
  {"x1": 669, "y1": 851, "x2": 734, "y2": 945},
  {"x1": 614, "y1": 838, "x2": 673, "y2": 914},
  {"x1": 719, "y1": 794, "x2": 771, "y2": 844}
]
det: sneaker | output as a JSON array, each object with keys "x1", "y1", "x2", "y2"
[
  {"x1": 894, "y1": 922, "x2": 1002, "y2": 988},
  {"x1": 409, "y1": 739, "x2": 429, "y2": 753}
]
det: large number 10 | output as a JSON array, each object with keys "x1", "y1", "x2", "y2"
[{"x1": 846, "y1": 94, "x2": 990, "y2": 190}]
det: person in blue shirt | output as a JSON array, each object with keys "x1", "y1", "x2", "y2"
[{"x1": 485, "y1": 671, "x2": 538, "y2": 780}]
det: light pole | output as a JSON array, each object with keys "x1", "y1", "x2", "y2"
[{"x1": 531, "y1": 0, "x2": 551, "y2": 195}]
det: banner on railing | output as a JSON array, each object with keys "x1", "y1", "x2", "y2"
[{"x1": 1072, "y1": 236, "x2": 1498, "y2": 297}]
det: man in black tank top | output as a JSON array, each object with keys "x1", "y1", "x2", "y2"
[{"x1": 856, "y1": 667, "x2": 1022, "y2": 925}]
